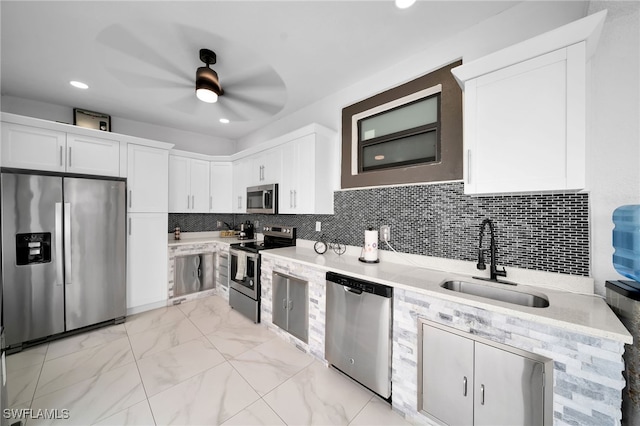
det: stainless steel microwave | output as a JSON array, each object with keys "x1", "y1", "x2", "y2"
[{"x1": 246, "y1": 183, "x2": 278, "y2": 214}]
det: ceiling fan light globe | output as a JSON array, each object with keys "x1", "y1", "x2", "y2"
[
  {"x1": 395, "y1": 0, "x2": 416, "y2": 9},
  {"x1": 196, "y1": 88, "x2": 218, "y2": 103}
]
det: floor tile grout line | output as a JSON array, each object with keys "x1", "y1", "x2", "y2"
[{"x1": 28, "y1": 338, "x2": 137, "y2": 403}]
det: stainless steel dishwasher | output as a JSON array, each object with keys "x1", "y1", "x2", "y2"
[{"x1": 325, "y1": 271, "x2": 393, "y2": 399}]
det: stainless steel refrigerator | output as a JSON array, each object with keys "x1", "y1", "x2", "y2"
[{"x1": 1, "y1": 172, "x2": 126, "y2": 349}]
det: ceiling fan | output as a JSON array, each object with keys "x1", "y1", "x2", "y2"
[
  {"x1": 96, "y1": 22, "x2": 288, "y2": 122},
  {"x1": 195, "y1": 48, "x2": 223, "y2": 103}
]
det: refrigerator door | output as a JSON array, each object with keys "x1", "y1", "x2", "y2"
[
  {"x1": 64, "y1": 178, "x2": 126, "y2": 331},
  {"x1": 1, "y1": 173, "x2": 65, "y2": 346}
]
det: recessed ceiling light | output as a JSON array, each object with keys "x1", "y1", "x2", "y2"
[
  {"x1": 219, "y1": 118, "x2": 230, "y2": 124},
  {"x1": 395, "y1": 0, "x2": 416, "y2": 9},
  {"x1": 70, "y1": 81, "x2": 89, "y2": 89},
  {"x1": 374, "y1": 155, "x2": 385, "y2": 161}
]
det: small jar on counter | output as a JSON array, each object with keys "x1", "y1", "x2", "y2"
[{"x1": 174, "y1": 226, "x2": 181, "y2": 240}]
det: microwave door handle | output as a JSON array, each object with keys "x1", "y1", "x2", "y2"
[{"x1": 263, "y1": 190, "x2": 270, "y2": 208}]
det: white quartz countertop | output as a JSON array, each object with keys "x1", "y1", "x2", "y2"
[
  {"x1": 262, "y1": 244, "x2": 633, "y2": 344},
  {"x1": 168, "y1": 231, "x2": 259, "y2": 247}
]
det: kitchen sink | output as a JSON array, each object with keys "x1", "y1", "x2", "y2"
[{"x1": 441, "y1": 280, "x2": 549, "y2": 308}]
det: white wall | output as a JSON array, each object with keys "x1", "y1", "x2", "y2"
[
  {"x1": 0, "y1": 95, "x2": 237, "y2": 155},
  {"x1": 236, "y1": 1, "x2": 589, "y2": 149},
  {"x1": 587, "y1": 1, "x2": 640, "y2": 294}
]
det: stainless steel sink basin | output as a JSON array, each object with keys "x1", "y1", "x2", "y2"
[{"x1": 441, "y1": 280, "x2": 549, "y2": 308}]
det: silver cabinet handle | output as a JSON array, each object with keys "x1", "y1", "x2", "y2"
[
  {"x1": 128, "y1": 217, "x2": 132, "y2": 236},
  {"x1": 68, "y1": 146, "x2": 72, "y2": 168},
  {"x1": 55, "y1": 202, "x2": 64, "y2": 285},
  {"x1": 64, "y1": 203, "x2": 72, "y2": 285},
  {"x1": 294, "y1": 190, "x2": 297, "y2": 208},
  {"x1": 289, "y1": 190, "x2": 293, "y2": 208},
  {"x1": 283, "y1": 298, "x2": 287, "y2": 310},
  {"x1": 467, "y1": 149, "x2": 472, "y2": 184},
  {"x1": 59, "y1": 146, "x2": 64, "y2": 167},
  {"x1": 187, "y1": 195, "x2": 190, "y2": 210},
  {"x1": 480, "y1": 384, "x2": 485, "y2": 405},
  {"x1": 288, "y1": 299, "x2": 293, "y2": 311},
  {"x1": 463, "y1": 376, "x2": 468, "y2": 397},
  {"x1": 129, "y1": 190, "x2": 132, "y2": 209},
  {"x1": 192, "y1": 195, "x2": 195, "y2": 210},
  {"x1": 209, "y1": 195, "x2": 212, "y2": 210}
]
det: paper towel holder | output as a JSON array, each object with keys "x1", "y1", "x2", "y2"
[{"x1": 359, "y1": 227, "x2": 380, "y2": 263}]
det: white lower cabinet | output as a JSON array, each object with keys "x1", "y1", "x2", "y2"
[
  {"x1": 127, "y1": 213, "x2": 168, "y2": 313},
  {"x1": 420, "y1": 320, "x2": 550, "y2": 425}
]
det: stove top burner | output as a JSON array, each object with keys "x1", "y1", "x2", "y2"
[{"x1": 230, "y1": 225, "x2": 296, "y2": 253}]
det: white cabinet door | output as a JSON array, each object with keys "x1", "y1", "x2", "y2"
[
  {"x1": 126, "y1": 213, "x2": 168, "y2": 311},
  {"x1": 232, "y1": 158, "x2": 249, "y2": 213},
  {"x1": 464, "y1": 44, "x2": 586, "y2": 194},
  {"x1": 210, "y1": 162, "x2": 232, "y2": 213},
  {"x1": 291, "y1": 135, "x2": 316, "y2": 213},
  {"x1": 66, "y1": 134, "x2": 120, "y2": 177},
  {"x1": 168, "y1": 155, "x2": 190, "y2": 213},
  {"x1": 279, "y1": 132, "x2": 336, "y2": 214},
  {"x1": 189, "y1": 159, "x2": 210, "y2": 213},
  {"x1": 127, "y1": 144, "x2": 169, "y2": 213},
  {"x1": 1, "y1": 122, "x2": 66, "y2": 172},
  {"x1": 168, "y1": 156, "x2": 210, "y2": 213}
]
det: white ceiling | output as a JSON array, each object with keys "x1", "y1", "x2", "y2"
[{"x1": 1, "y1": 1, "x2": 521, "y2": 144}]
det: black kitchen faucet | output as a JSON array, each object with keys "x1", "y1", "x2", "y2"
[{"x1": 476, "y1": 218, "x2": 508, "y2": 282}]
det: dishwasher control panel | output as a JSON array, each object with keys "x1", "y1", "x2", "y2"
[{"x1": 326, "y1": 271, "x2": 393, "y2": 298}]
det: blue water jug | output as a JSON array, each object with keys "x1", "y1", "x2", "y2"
[{"x1": 613, "y1": 205, "x2": 640, "y2": 282}]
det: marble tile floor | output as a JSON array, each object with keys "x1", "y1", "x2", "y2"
[{"x1": 6, "y1": 295, "x2": 410, "y2": 426}]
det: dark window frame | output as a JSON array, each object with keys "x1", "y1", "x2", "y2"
[
  {"x1": 357, "y1": 93, "x2": 442, "y2": 172},
  {"x1": 341, "y1": 60, "x2": 462, "y2": 189}
]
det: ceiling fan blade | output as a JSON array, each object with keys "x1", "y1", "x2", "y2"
[
  {"x1": 167, "y1": 93, "x2": 206, "y2": 116},
  {"x1": 106, "y1": 66, "x2": 191, "y2": 89},
  {"x1": 222, "y1": 64, "x2": 286, "y2": 91},
  {"x1": 96, "y1": 23, "x2": 192, "y2": 83},
  {"x1": 223, "y1": 91, "x2": 286, "y2": 117}
]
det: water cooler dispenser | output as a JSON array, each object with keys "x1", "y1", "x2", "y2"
[{"x1": 606, "y1": 205, "x2": 640, "y2": 425}]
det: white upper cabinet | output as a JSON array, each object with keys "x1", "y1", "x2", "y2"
[
  {"x1": 249, "y1": 148, "x2": 282, "y2": 186},
  {"x1": 1, "y1": 122, "x2": 120, "y2": 176},
  {"x1": 232, "y1": 158, "x2": 249, "y2": 213},
  {"x1": 279, "y1": 128, "x2": 338, "y2": 214},
  {"x1": 168, "y1": 155, "x2": 210, "y2": 213},
  {"x1": 66, "y1": 134, "x2": 120, "y2": 176},
  {"x1": 127, "y1": 144, "x2": 169, "y2": 213},
  {"x1": 210, "y1": 162, "x2": 232, "y2": 213},
  {"x1": 451, "y1": 10, "x2": 606, "y2": 195}
]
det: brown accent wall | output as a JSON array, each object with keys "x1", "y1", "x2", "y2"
[{"x1": 341, "y1": 60, "x2": 463, "y2": 189}]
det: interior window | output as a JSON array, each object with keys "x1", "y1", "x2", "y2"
[
  {"x1": 358, "y1": 94, "x2": 440, "y2": 172},
  {"x1": 341, "y1": 60, "x2": 462, "y2": 189}
]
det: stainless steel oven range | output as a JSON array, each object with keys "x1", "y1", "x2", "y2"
[{"x1": 229, "y1": 225, "x2": 296, "y2": 323}]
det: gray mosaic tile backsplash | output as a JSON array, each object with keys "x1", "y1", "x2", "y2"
[{"x1": 169, "y1": 182, "x2": 590, "y2": 276}]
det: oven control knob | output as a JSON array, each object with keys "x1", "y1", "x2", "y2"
[{"x1": 264, "y1": 227, "x2": 270, "y2": 232}]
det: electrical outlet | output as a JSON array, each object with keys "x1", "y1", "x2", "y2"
[
  {"x1": 316, "y1": 221, "x2": 322, "y2": 232},
  {"x1": 381, "y1": 225, "x2": 390, "y2": 242}
]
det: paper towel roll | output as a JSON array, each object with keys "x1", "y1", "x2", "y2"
[{"x1": 364, "y1": 229, "x2": 379, "y2": 262}]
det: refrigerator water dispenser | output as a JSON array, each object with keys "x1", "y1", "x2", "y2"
[{"x1": 15, "y1": 233, "x2": 51, "y2": 265}]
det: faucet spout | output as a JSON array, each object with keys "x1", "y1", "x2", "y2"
[{"x1": 477, "y1": 219, "x2": 507, "y2": 282}]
